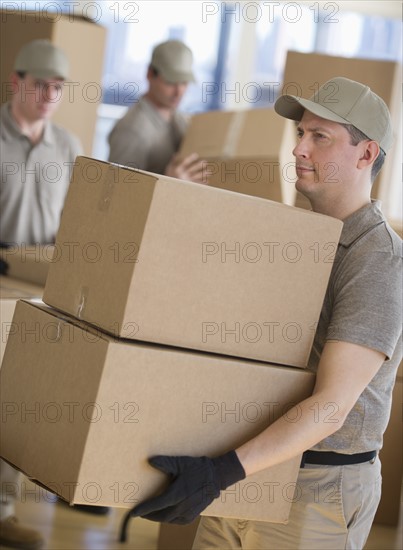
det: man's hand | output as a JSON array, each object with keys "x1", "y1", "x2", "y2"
[
  {"x1": 165, "y1": 152, "x2": 207, "y2": 184},
  {"x1": 119, "y1": 451, "x2": 245, "y2": 541}
]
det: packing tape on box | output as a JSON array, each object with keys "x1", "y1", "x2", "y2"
[
  {"x1": 97, "y1": 165, "x2": 119, "y2": 212},
  {"x1": 48, "y1": 322, "x2": 63, "y2": 343},
  {"x1": 221, "y1": 111, "x2": 247, "y2": 158},
  {"x1": 77, "y1": 286, "x2": 89, "y2": 318}
]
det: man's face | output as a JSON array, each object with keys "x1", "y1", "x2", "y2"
[
  {"x1": 147, "y1": 71, "x2": 188, "y2": 110},
  {"x1": 292, "y1": 110, "x2": 364, "y2": 198},
  {"x1": 13, "y1": 73, "x2": 64, "y2": 122}
]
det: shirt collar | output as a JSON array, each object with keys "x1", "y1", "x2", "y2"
[
  {"x1": 141, "y1": 96, "x2": 174, "y2": 128},
  {"x1": 1, "y1": 102, "x2": 54, "y2": 147},
  {"x1": 338, "y1": 200, "x2": 385, "y2": 248}
]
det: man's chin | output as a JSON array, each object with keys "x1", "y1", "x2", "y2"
[{"x1": 295, "y1": 178, "x2": 313, "y2": 198}]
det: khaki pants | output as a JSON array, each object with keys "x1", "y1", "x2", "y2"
[{"x1": 193, "y1": 457, "x2": 381, "y2": 550}]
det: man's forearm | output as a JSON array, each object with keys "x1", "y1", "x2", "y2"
[{"x1": 236, "y1": 391, "x2": 347, "y2": 476}]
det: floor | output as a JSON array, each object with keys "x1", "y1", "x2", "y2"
[{"x1": 1, "y1": 478, "x2": 401, "y2": 550}]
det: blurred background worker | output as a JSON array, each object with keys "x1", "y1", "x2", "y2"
[
  {"x1": 0, "y1": 39, "x2": 85, "y2": 550},
  {"x1": 108, "y1": 39, "x2": 206, "y2": 183},
  {"x1": 0, "y1": 39, "x2": 82, "y2": 246}
]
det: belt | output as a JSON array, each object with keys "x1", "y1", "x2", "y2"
[{"x1": 300, "y1": 450, "x2": 377, "y2": 468}]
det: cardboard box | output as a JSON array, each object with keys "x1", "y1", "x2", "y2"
[
  {"x1": 179, "y1": 109, "x2": 296, "y2": 205},
  {"x1": 374, "y1": 370, "x2": 402, "y2": 526},
  {"x1": 0, "y1": 10, "x2": 106, "y2": 155},
  {"x1": 43, "y1": 157, "x2": 343, "y2": 368},
  {"x1": 281, "y1": 51, "x2": 401, "y2": 211},
  {"x1": 158, "y1": 521, "x2": 200, "y2": 550},
  {"x1": 0, "y1": 245, "x2": 54, "y2": 287},
  {"x1": 0, "y1": 275, "x2": 44, "y2": 365},
  {"x1": 1, "y1": 300, "x2": 316, "y2": 522}
]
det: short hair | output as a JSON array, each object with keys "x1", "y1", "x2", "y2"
[
  {"x1": 149, "y1": 65, "x2": 159, "y2": 78},
  {"x1": 343, "y1": 124, "x2": 386, "y2": 184}
]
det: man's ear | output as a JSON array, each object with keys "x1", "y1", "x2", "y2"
[
  {"x1": 357, "y1": 140, "x2": 380, "y2": 170},
  {"x1": 10, "y1": 72, "x2": 21, "y2": 94},
  {"x1": 146, "y1": 65, "x2": 155, "y2": 83}
]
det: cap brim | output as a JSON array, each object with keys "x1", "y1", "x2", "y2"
[
  {"x1": 160, "y1": 69, "x2": 195, "y2": 84},
  {"x1": 25, "y1": 68, "x2": 68, "y2": 80},
  {"x1": 275, "y1": 95, "x2": 350, "y2": 125}
]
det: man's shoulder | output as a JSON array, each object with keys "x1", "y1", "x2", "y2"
[
  {"x1": 341, "y1": 202, "x2": 401, "y2": 258},
  {"x1": 110, "y1": 100, "x2": 156, "y2": 136},
  {"x1": 354, "y1": 219, "x2": 402, "y2": 260}
]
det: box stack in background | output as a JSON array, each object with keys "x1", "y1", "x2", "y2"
[
  {"x1": 0, "y1": 9, "x2": 107, "y2": 155},
  {"x1": 0, "y1": 276, "x2": 44, "y2": 365},
  {"x1": 179, "y1": 51, "x2": 401, "y2": 222},
  {"x1": 0, "y1": 245, "x2": 52, "y2": 364},
  {"x1": 179, "y1": 109, "x2": 296, "y2": 205},
  {"x1": 1, "y1": 157, "x2": 343, "y2": 524},
  {"x1": 0, "y1": 245, "x2": 53, "y2": 287}
]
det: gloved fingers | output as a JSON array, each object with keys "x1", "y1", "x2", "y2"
[
  {"x1": 148, "y1": 455, "x2": 181, "y2": 476},
  {"x1": 126, "y1": 478, "x2": 187, "y2": 517},
  {"x1": 149, "y1": 455, "x2": 201, "y2": 475},
  {"x1": 139, "y1": 502, "x2": 185, "y2": 523},
  {"x1": 140, "y1": 493, "x2": 214, "y2": 524}
]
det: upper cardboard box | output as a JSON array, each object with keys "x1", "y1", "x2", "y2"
[
  {"x1": 43, "y1": 157, "x2": 343, "y2": 368},
  {"x1": 0, "y1": 300, "x2": 316, "y2": 522},
  {"x1": 179, "y1": 109, "x2": 296, "y2": 204}
]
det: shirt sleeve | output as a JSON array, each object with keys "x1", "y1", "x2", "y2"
[
  {"x1": 108, "y1": 125, "x2": 149, "y2": 170},
  {"x1": 327, "y1": 250, "x2": 402, "y2": 360}
]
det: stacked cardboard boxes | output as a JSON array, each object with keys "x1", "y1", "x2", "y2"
[
  {"x1": 0, "y1": 276, "x2": 44, "y2": 365},
  {"x1": 0, "y1": 157, "x2": 343, "y2": 523},
  {"x1": 179, "y1": 108, "x2": 296, "y2": 206},
  {"x1": 0, "y1": 245, "x2": 54, "y2": 287}
]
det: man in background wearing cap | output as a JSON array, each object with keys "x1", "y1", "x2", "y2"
[
  {"x1": 0, "y1": 39, "x2": 82, "y2": 550},
  {"x1": 0, "y1": 39, "x2": 82, "y2": 245},
  {"x1": 119, "y1": 77, "x2": 402, "y2": 549},
  {"x1": 108, "y1": 40, "x2": 205, "y2": 182}
]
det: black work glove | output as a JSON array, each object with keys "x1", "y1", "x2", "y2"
[{"x1": 119, "y1": 450, "x2": 245, "y2": 542}]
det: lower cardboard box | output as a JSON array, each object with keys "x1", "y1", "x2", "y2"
[{"x1": 0, "y1": 300, "x2": 315, "y2": 522}]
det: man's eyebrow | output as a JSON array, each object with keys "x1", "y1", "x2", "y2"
[{"x1": 296, "y1": 125, "x2": 330, "y2": 133}]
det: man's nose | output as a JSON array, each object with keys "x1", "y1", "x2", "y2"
[
  {"x1": 293, "y1": 137, "x2": 309, "y2": 158},
  {"x1": 42, "y1": 84, "x2": 61, "y2": 102}
]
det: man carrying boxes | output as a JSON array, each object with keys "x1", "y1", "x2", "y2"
[
  {"x1": 108, "y1": 40, "x2": 205, "y2": 184},
  {"x1": 120, "y1": 78, "x2": 402, "y2": 549},
  {"x1": 0, "y1": 77, "x2": 401, "y2": 550}
]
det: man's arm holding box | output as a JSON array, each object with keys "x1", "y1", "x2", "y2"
[{"x1": 236, "y1": 341, "x2": 385, "y2": 475}]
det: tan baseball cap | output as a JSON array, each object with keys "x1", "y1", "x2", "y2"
[
  {"x1": 150, "y1": 40, "x2": 195, "y2": 84},
  {"x1": 14, "y1": 39, "x2": 69, "y2": 80},
  {"x1": 275, "y1": 77, "x2": 393, "y2": 153}
]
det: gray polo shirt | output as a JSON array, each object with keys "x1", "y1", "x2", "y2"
[
  {"x1": 0, "y1": 102, "x2": 82, "y2": 244},
  {"x1": 107, "y1": 96, "x2": 188, "y2": 174},
  {"x1": 309, "y1": 201, "x2": 402, "y2": 453}
]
